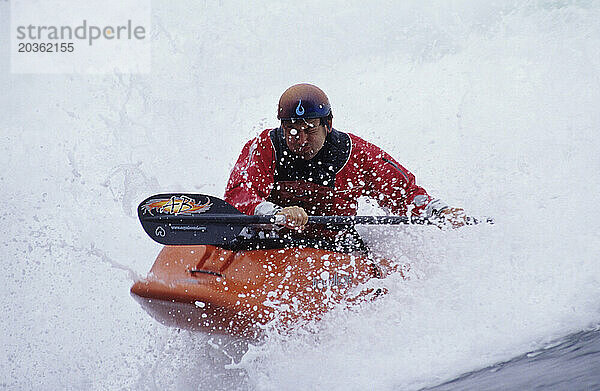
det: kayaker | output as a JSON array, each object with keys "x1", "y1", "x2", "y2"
[{"x1": 225, "y1": 83, "x2": 467, "y2": 250}]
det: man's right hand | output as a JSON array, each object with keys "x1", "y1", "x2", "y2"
[{"x1": 276, "y1": 206, "x2": 308, "y2": 230}]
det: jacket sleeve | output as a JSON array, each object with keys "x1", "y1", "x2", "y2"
[
  {"x1": 224, "y1": 131, "x2": 276, "y2": 215},
  {"x1": 357, "y1": 137, "x2": 447, "y2": 217}
]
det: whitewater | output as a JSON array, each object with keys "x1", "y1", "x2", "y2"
[{"x1": 1, "y1": 1, "x2": 599, "y2": 390}]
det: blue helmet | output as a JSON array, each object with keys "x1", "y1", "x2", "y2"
[{"x1": 277, "y1": 83, "x2": 332, "y2": 120}]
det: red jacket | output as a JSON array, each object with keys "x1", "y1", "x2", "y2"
[{"x1": 225, "y1": 127, "x2": 444, "y2": 218}]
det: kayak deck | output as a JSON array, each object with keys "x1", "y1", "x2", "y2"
[{"x1": 131, "y1": 245, "x2": 403, "y2": 337}]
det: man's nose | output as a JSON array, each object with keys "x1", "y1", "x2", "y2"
[
  {"x1": 291, "y1": 131, "x2": 307, "y2": 144},
  {"x1": 296, "y1": 130, "x2": 309, "y2": 144}
]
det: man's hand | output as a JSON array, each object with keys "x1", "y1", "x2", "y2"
[
  {"x1": 276, "y1": 206, "x2": 309, "y2": 230},
  {"x1": 438, "y1": 207, "x2": 468, "y2": 228}
]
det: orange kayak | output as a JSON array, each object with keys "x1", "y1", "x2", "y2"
[{"x1": 131, "y1": 245, "x2": 405, "y2": 338}]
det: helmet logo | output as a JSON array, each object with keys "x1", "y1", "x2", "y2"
[{"x1": 295, "y1": 100, "x2": 305, "y2": 116}]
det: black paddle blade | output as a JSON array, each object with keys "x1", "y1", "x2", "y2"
[{"x1": 137, "y1": 193, "x2": 245, "y2": 245}]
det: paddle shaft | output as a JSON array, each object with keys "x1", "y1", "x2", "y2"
[{"x1": 144, "y1": 214, "x2": 427, "y2": 225}]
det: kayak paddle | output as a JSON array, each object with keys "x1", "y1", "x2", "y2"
[{"x1": 138, "y1": 193, "x2": 492, "y2": 246}]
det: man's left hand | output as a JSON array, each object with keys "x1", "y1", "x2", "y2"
[{"x1": 438, "y1": 207, "x2": 468, "y2": 228}]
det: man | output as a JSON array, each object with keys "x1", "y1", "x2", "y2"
[{"x1": 225, "y1": 83, "x2": 466, "y2": 250}]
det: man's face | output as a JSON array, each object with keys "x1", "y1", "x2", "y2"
[{"x1": 282, "y1": 118, "x2": 328, "y2": 160}]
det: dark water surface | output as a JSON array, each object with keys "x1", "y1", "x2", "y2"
[{"x1": 423, "y1": 328, "x2": 600, "y2": 391}]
